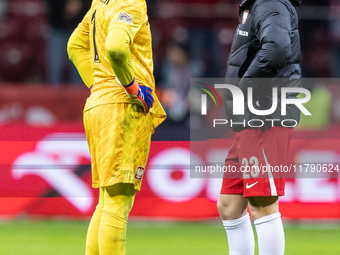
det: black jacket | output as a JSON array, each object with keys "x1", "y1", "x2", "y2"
[{"x1": 225, "y1": 0, "x2": 303, "y2": 131}]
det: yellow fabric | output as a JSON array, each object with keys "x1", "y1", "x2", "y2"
[
  {"x1": 85, "y1": 206, "x2": 102, "y2": 254},
  {"x1": 68, "y1": 0, "x2": 166, "y2": 130},
  {"x1": 105, "y1": 27, "x2": 134, "y2": 86},
  {"x1": 86, "y1": 185, "x2": 136, "y2": 255},
  {"x1": 83, "y1": 103, "x2": 152, "y2": 190},
  {"x1": 86, "y1": 188, "x2": 105, "y2": 255},
  {"x1": 67, "y1": 25, "x2": 93, "y2": 88}
]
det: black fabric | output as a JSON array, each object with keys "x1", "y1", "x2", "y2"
[
  {"x1": 46, "y1": 0, "x2": 92, "y2": 31},
  {"x1": 225, "y1": 0, "x2": 302, "y2": 131},
  {"x1": 290, "y1": 0, "x2": 303, "y2": 6}
]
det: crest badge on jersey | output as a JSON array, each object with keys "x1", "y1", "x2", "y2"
[
  {"x1": 118, "y1": 12, "x2": 133, "y2": 25},
  {"x1": 242, "y1": 10, "x2": 249, "y2": 24},
  {"x1": 134, "y1": 166, "x2": 145, "y2": 181}
]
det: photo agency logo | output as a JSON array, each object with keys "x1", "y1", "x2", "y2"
[
  {"x1": 197, "y1": 82, "x2": 223, "y2": 114},
  {"x1": 199, "y1": 82, "x2": 312, "y2": 128}
]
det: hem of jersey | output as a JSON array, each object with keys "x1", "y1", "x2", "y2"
[{"x1": 83, "y1": 101, "x2": 132, "y2": 113}]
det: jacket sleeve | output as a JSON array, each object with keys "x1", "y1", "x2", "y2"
[{"x1": 244, "y1": 1, "x2": 292, "y2": 78}]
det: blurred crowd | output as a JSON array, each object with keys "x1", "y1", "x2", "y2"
[{"x1": 0, "y1": 0, "x2": 339, "y2": 129}]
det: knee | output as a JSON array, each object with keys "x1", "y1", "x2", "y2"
[
  {"x1": 217, "y1": 196, "x2": 226, "y2": 217},
  {"x1": 101, "y1": 208, "x2": 128, "y2": 228},
  {"x1": 217, "y1": 194, "x2": 247, "y2": 221}
]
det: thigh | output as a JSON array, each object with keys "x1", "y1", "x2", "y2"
[
  {"x1": 217, "y1": 194, "x2": 248, "y2": 220},
  {"x1": 220, "y1": 133, "x2": 243, "y2": 195},
  {"x1": 102, "y1": 184, "x2": 136, "y2": 220},
  {"x1": 84, "y1": 103, "x2": 153, "y2": 190},
  {"x1": 238, "y1": 127, "x2": 292, "y2": 198},
  {"x1": 105, "y1": 183, "x2": 137, "y2": 197}
]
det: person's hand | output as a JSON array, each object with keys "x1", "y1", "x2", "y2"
[
  {"x1": 128, "y1": 84, "x2": 154, "y2": 114},
  {"x1": 119, "y1": 78, "x2": 154, "y2": 113}
]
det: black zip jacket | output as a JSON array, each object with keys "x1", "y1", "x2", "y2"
[{"x1": 225, "y1": 0, "x2": 303, "y2": 131}]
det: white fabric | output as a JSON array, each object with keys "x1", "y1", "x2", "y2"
[
  {"x1": 254, "y1": 212, "x2": 285, "y2": 255},
  {"x1": 222, "y1": 213, "x2": 255, "y2": 255}
]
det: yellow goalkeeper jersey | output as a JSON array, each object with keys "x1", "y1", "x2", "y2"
[{"x1": 69, "y1": 0, "x2": 166, "y2": 130}]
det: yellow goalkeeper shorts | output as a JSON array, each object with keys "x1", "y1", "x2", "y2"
[{"x1": 83, "y1": 103, "x2": 153, "y2": 191}]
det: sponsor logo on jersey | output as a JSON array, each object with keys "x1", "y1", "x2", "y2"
[
  {"x1": 242, "y1": 10, "x2": 249, "y2": 24},
  {"x1": 135, "y1": 166, "x2": 145, "y2": 181},
  {"x1": 118, "y1": 12, "x2": 133, "y2": 25}
]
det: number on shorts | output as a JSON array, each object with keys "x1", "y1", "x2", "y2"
[{"x1": 242, "y1": 156, "x2": 260, "y2": 179}]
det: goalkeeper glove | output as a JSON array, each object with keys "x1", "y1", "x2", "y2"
[{"x1": 117, "y1": 77, "x2": 154, "y2": 113}]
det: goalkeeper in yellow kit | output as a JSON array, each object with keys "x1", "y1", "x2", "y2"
[{"x1": 67, "y1": 0, "x2": 166, "y2": 254}]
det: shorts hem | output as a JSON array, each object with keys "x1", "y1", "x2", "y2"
[
  {"x1": 244, "y1": 192, "x2": 285, "y2": 198},
  {"x1": 92, "y1": 178, "x2": 142, "y2": 191},
  {"x1": 220, "y1": 190, "x2": 243, "y2": 195},
  {"x1": 220, "y1": 190, "x2": 285, "y2": 197}
]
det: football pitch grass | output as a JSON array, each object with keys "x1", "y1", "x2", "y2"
[{"x1": 0, "y1": 220, "x2": 340, "y2": 255}]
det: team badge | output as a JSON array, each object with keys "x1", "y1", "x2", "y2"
[
  {"x1": 242, "y1": 10, "x2": 249, "y2": 24},
  {"x1": 118, "y1": 12, "x2": 133, "y2": 25},
  {"x1": 134, "y1": 166, "x2": 145, "y2": 181}
]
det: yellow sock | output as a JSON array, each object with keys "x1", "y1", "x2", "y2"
[
  {"x1": 98, "y1": 184, "x2": 136, "y2": 255},
  {"x1": 85, "y1": 206, "x2": 102, "y2": 255},
  {"x1": 86, "y1": 188, "x2": 104, "y2": 255}
]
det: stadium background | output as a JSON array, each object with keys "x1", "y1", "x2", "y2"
[{"x1": 0, "y1": 0, "x2": 340, "y2": 254}]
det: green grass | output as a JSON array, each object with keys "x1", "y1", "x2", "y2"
[{"x1": 0, "y1": 220, "x2": 340, "y2": 255}]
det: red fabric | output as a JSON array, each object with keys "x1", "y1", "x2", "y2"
[{"x1": 221, "y1": 127, "x2": 293, "y2": 197}]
